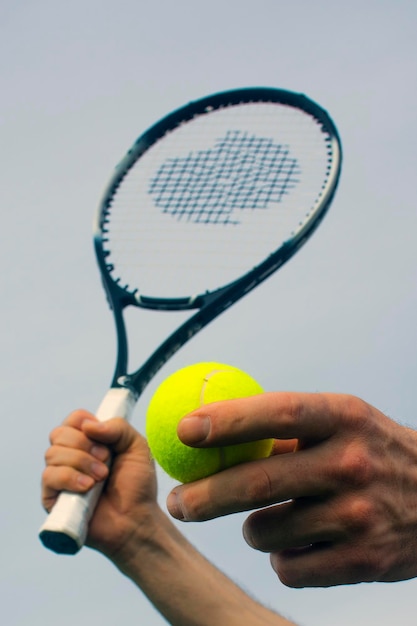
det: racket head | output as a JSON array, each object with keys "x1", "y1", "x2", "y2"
[
  {"x1": 94, "y1": 87, "x2": 341, "y2": 310},
  {"x1": 94, "y1": 88, "x2": 342, "y2": 389}
]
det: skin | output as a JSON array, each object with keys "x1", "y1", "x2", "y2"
[
  {"x1": 167, "y1": 392, "x2": 417, "y2": 588},
  {"x1": 42, "y1": 410, "x2": 296, "y2": 626}
]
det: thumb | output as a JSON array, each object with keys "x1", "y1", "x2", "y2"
[{"x1": 81, "y1": 418, "x2": 145, "y2": 456}]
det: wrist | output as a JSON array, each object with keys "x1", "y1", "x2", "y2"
[{"x1": 99, "y1": 502, "x2": 165, "y2": 570}]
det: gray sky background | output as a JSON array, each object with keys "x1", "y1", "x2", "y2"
[{"x1": 1, "y1": 2, "x2": 417, "y2": 625}]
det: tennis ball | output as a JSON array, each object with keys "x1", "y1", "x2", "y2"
[{"x1": 146, "y1": 362, "x2": 273, "y2": 483}]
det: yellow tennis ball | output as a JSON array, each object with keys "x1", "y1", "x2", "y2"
[{"x1": 146, "y1": 362, "x2": 273, "y2": 483}]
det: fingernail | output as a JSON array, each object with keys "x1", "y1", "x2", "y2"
[
  {"x1": 82, "y1": 419, "x2": 96, "y2": 427},
  {"x1": 77, "y1": 474, "x2": 94, "y2": 488},
  {"x1": 178, "y1": 416, "x2": 210, "y2": 444},
  {"x1": 91, "y1": 445, "x2": 108, "y2": 461},
  {"x1": 92, "y1": 462, "x2": 108, "y2": 479},
  {"x1": 166, "y1": 491, "x2": 186, "y2": 521},
  {"x1": 82, "y1": 419, "x2": 104, "y2": 430}
]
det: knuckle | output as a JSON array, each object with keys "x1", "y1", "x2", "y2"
[
  {"x1": 66, "y1": 467, "x2": 86, "y2": 491},
  {"x1": 340, "y1": 395, "x2": 373, "y2": 431},
  {"x1": 43, "y1": 465, "x2": 76, "y2": 491},
  {"x1": 64, "y1": 408, "x2": 91, "y2": 426},
  {"x1": 44, "y1": 446, "x2": 54, "y2": 465},
  {"x1": 41, "y1": 465, "x2": 57, "y2": 490},
  {"x1": 279, "y1": 392, "x2": 303, "y2": 432},
  {"x1": 332, "y1": 442, "x2": 374, "y2": 488},
  {"x1": 48, "y1": 425, "x2": 63, "y2": 445},
  {"x1": 341, "y1": 496, "x2": 376, "y2": 532},
  {"x1": 41, "y1": 465, "x2": 51, "y2": 485},
  {"x1": 288, "y1": 393, "x2": 303, "y2": 424},
  {"x1": 243, "y1": 465, "x2": 273, "y2": 505},
  {"x1": 179, "y1": 487, "x2": 209, "y2": 521}
]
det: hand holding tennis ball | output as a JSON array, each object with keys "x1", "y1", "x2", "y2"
[{"x1": 146, "y1": 362, "x2": 273, "y2": 483}]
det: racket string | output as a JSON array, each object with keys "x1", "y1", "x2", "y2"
[{"x1": 100, "y1": 102, "x2": 337, "y2": 298}]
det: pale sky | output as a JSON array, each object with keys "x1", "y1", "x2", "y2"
[{"x1": 1, "y1": 2, "x2": 417, "y2": 625}]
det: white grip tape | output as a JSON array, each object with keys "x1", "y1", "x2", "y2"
[{"x1": 39, "y1": 387, "x2": 137, "y2": 554}]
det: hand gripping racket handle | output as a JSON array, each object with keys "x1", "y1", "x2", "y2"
[{"x1": 39, "y1": 387, "x2": 137, "y2": 555}]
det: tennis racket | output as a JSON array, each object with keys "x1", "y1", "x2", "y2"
[{"x1": 39, "y1": 87, "x2": 342, "y2": 554}]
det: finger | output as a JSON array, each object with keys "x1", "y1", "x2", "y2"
[
  {"x1": 167, "y1": 447, "x2": 333, "y2": 521},
  {"x1": 44, "y1": 445, "x2": 109, "y2": 481},
  {"x1": 270, "y1": 538, "x2": 380, "y2": 588},
  {"x1": 177, "y1": 392, "x2": 361, "y2": 447},
  {"x1": 242, "y1": 496, "x2": 358, "y2": 553},
  {"x1": 41, "y1": 465, "x2": 96, "y2": 512},
  {"x1": 62, "y1": 408, "x2": 98, "y2": 429},
  {"x1": 48, "y1": 424, "x2": 110, "y2": 463},
  {"x1": 53, "y1": 411, "x2": 140, "y2": 458},
  {"x1": 50, "y1": 408, "x2": 102, "y2": 451},
  {"x1": 81, "y1": 417, "x2": 145, "y2": 456}
]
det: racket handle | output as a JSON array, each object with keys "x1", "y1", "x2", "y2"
[{"x1": 39, "y1": 387, "x2": 137, "y2": 555}]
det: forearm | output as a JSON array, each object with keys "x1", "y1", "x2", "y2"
[{"x1": 110, "y1": 506, "x2": 296, "y2": 626}]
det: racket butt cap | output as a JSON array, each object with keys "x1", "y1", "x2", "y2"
[
  {"x1": 39, "y1": 530, "x2": 80, "y2": 555},
  {"x1": 38, "y1": 491, "x2": 90, "y2": 554}
]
